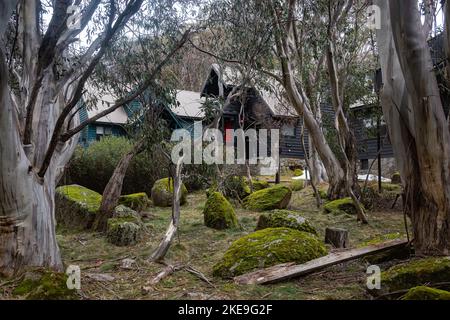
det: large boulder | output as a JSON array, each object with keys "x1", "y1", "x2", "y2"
[
  {"x1": 203, "y1": 192, "x2": 238, "y2": 230},
  {"x1": 323, "y1": 197, "x2": 359, "y2": 215},
  {"x1": 118, "y1": 192, "x2": 151, "y2": 212},
  {"x1": 151, "y1": 178, "x2": 188, "y2": 207},
  {"x1": 106, "y1": 205, "x2": 142, "y2": 246},
  {"x1": 13, "y1": 269, "x2": 78, "y2": 300},
  {"x1": 55, "y1": 185, "x2": 101, "y2": 230},
  {"x1": 244, "y1": 185, "x2": 292, "y2": 211},
  {"x1": 373, "y1": 257, "x2": 450, "y2": 296},
  {"x1": 213, "y1": 227, "x2": 327, "y2": 278},
  {"x1": 256, "y1": 210, "x2": 317, "y2": 235}
]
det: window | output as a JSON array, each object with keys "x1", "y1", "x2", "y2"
[
  {"x1": 96, "y1": 126, "x2": 104, "y2": 141},
  {"x1": 361, "y1": 159, "x2": 369, "y2": 170},
  {"x1": 281, "y1": 124, "x2": 295, "y2": 137},
  {"x1": 104, "y1": 126, "x2": 112, "y2": 135}
]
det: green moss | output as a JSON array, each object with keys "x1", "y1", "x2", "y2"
[
  {"x1": 323, "y1": 197, "x2": 359, "y2": 215},
  {"x1": 251, "y1": 180, "x2": 269, "y2": 191},
  {"x1": 244, "y1": 185, "x2": 292, "y2": 211},
  {"x1": 213, "y1": 227, "x2": 327, "y2": 278},
  {"x1": 118, "y1": 192, "x2": 150, "y2": 212},
  {"x1": 106, "y1": 209, "x2": 142, "y2": 246},
  {"x1": 293, "y1": 169, "x2": 304, "y2": 177},
  {"x1": 290, "y1": 179, "x2": 304, "y2": 191},
  {"x1": 203, "y1": 192, "x2": 238, "y2": 230},
  {"x1": 13, "y1": 269, "x2": 78, "y2": 300},
  {"x1": 359, "y1": 233, "x2": 404, "y2": 247},
  {"x1": 318, "y1": 189, "x2": 328, "y2": 199},
  {"x1": 391, "y1": 172, "x2": 401, "y2": 185},
  {"x1": 151, "y1": 178, "x2": 188, "y2": 207},
  {"x1": 359, "y1": 233, "x2": 410, "y2": 264},
  {"x1": 55, "y1": 185, "x2": 102, "y2": 230},
  {"x1": 256, "y1": 210, "x2": 317, "y2": 235},
  {"x1": 381, "y1": 257, "x2": 450, "y2": 293},
  {"x1": 56, "y1": 185, "x2": 101, "y2": 213},
  {"x1": 402, "y1": 286, "x2": 450, "y2": 300}
]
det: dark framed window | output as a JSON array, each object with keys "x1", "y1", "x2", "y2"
[{"x1": 361, "y1": 159, "x2": 369, "y2": 170}]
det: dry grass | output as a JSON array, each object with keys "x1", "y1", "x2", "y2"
[{"x1": 2, "y1": 182, "x2": 409, "y2": 300}]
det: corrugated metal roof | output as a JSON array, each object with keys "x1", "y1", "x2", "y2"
[
  {"x1": 203, "y1": 64, "x2": 299, "y2": 117},
  {"x1": 83, "y1": 87, "x2": 129, "y2": 124},
  {"x1": 172, "y1": 90, "x2": 205, "y2": 119}
]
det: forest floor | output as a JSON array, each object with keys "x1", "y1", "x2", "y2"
[{"x1": 45, "y1": 181, "x2": 409, "y2": 300}]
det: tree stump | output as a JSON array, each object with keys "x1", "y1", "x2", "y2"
[{"x1": 325, "y1": 228, "x2": 349, "y2": 248}]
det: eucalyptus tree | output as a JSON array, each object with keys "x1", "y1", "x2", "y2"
[
  {"x1": 375, "y1": 0, "x2": 450, "y2": 254},
  {"x1": 201, "y1": 0, "x2": 372, "y2": 222},
  {"x1": 0, "y1": 0, "x2": 192, "y2": 276}
]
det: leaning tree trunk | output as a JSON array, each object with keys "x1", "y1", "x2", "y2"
[
  {"x1": 93, "y1": 140, "x2": 145, "y2": 231},
  {"x1": 375, "y1": 0, "x2": 450, "y2": 254},
  {"x1": 149, "y1": 156, "x2": 184, "y2": 262}
]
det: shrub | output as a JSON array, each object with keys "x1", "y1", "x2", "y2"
[{"x1": 63, "y1": 136, "x2": 169, "y2": 196}]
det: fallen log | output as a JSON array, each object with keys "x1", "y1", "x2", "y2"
[{"x1": 234, "y1": 238, "x2": 409, "y2": 285}]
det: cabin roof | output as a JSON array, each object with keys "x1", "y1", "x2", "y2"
[
  {"x1": 201, "y1": 64, "x2": 298, "y2": 118},
  {"x1": 171, "y1": 90, "x2": 205, "y2": 119},
  {"x1": 83, "y1": 88, "x2": 129, "y2": 124}
]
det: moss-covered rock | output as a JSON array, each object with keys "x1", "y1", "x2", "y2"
[
  {"x1": 13, "y1": 269, "x2": 78, "y2": 300},
  {"x1": 106, "y1": 206, "x2": 142, "y2": 246},
  {"x1": 251, "y1": 180, "x2": 269, "y2": 191},
  {"x1": 213, "y1": 227, "x2": 327, "y2": 278},
  {"x1": 293, "y1": 169, "x2": 304, "y2": 177},
  {"x1": 290, "y1": 179, "x2": 304, "y2": 191},
  {"x1": 151, "y1": 178, "x2": 188, "y2": 207},
  {"x1": 244, "y1": 185, "x2": 292, "y2": 211},
  {"x1": 402, "y1": 286, "x2": 450, "y2": 300},
  {"x1": 203, "y1": 192, "x2": 238, "y2": 230},
  {"x1": 391, "y1": 172, "x2": 401, "y2": 185},
  {"x1": 55, "y1": 185, "x2": 101, "y2": 230},
  {"x1": 256, "y1": 210, "x2": 317, "y2": 235},
  {"x1": 118, "y1": 192, "x2": 151, "y2": 212},
  {"x1": 323, "y1": 197, "x2": 359, "y2": 215},
  {"x1": 379, "y1": 257, "x2": 450, "y2": 294}
]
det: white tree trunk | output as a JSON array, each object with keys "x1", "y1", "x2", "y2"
[
  {"x1": 375, "y1": 0, "x2": 450, "y2": 254},
  {"x1": 0, "y1": 50, "x2": 63, "y2": 276}
]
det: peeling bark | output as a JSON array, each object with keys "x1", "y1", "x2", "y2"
[{"x1": 375, "y1": 0, "x2": 450, "y2": 254}]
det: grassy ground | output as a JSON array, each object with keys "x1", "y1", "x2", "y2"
[{"x1": 42, "y1": 182, "x2": 408, "y2": 300}]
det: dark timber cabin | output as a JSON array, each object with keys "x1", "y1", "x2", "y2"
[
  {"x1": 350, "y1": 33, "x2": 450, "y2": 172},
  {"x1": 200, "y1": 64, "x2": 313, "y2": 161}
]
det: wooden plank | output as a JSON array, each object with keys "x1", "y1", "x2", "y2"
[{"x1": 234, "y1": 238, "x2": 409, "y2": 285}]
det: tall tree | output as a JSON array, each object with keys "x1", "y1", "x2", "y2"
[
  {"x1": 202, "y1": 0, "x2": 371, "y2": 222},
  {"x1": 375, "y1": 0, "x2": 450, "y2": 254},
  {"x1": 0, "y1": 0, "x2": 192, "y2": 276}
]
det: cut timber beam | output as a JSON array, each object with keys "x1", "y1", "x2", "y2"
[{"x1": 234, "y1": 238, "x2": 409, "y2": 285}]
